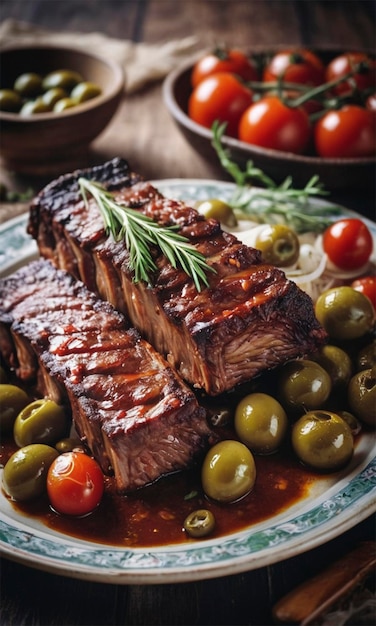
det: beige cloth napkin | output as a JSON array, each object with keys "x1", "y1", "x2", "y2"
[{"x1": 0, "y1": 19, "x2": 199, "y2": 94}]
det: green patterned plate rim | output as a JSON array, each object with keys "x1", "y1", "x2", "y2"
[{"x1": 0, "y1": 179, "x2": 375, "y2": 584}]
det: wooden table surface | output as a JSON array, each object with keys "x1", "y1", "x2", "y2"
[{"x1": 1, "y1": 2, "x2": 375, "y2": 625}]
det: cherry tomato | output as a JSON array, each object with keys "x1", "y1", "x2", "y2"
[
  {"x1": 314, "y1": 105, "x2": 376, "y2": 158},
  {"x1": 325, "y1": 52, "x2": 376, "y2": 96},
  {"x1": 191, "y1": 48, "x2": 258, "y2": 87},
  {"x1": 263, "y1": 48, "x2": 325, "y2": 86},
  {"x1": 323, "y1": 218, "x2": 373, "y2": 271},
  {"x1": 188, "y1": 72, "x2": 254, "y2": 137},
  {"x1": 47, "y1": 451, "x2": 104, "y2": 516},
  {"x1": 351, "y1": 276, "x2": 376, "y2": 309},
  {"x1": 238, "y1": 95, "x2": 311, "y2": 154}
]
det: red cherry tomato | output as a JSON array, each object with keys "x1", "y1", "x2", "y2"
[
  {"x1": 314, "y1": 105, "x2": 376, "y2": 158},
  {"x1": 323, "y1": 218, "x2": 373, "y2": 271},
  {"x1": 47, "y1": 451, "x2": 104, "y2": 516},
  {"x1": 351, "y1": 276, "x2": 376, "y2": 309},
  {"x1": 188, "y1": 72, "x2": 254, "y2": 137},
  {"x1": 238, "y1": 95, "x2": 311, "y2": 154},
  {"x1": 263, "y1": 48, "x2": 325, "y2": 86},
  {"x1": 191, "y1": 48, "x2": 258, "y2": 87},
  {"x1": 325, "y1": 52, "x2": 376, "y2": 96}
]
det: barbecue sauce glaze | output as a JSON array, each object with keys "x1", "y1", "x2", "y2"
[{"x1": 1, "y1": 433, "x2": 317, "y2": 548}]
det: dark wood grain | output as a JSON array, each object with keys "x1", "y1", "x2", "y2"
[{"x1": 0, "y1": 2, "x2": 375, "y2": 625}]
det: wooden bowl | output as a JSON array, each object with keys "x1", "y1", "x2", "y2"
[
  {"x1": 163, "y1": 54, "x2": 375, "y2": 190},
  {"x1": 0, "y1": 44, "x2": 125, "y2": 176}
]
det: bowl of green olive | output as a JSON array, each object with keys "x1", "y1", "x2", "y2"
[{"x1": 0, "y1": 44, "x2": 125, "y2": 175}]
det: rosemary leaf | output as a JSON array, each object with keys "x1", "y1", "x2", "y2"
[
  {"x1": 211, "y1": 121, "x2": 343, "y2": 233},
  {"x1": 78, "y1": 177, "x2": 215, "y2": 291}
]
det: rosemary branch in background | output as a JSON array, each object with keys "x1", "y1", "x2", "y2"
[
  {"x1": 211, "y1": 121, "x2": 343, "y2": 233},
  {"x1": 78, "y1": 177, "x2": 215, "y2": 291}
]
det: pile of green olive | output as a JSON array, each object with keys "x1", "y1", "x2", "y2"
[
  {"x1": 0, "y1": 69, "x2": 102, "y2": 115},
  {"x1": 0, "y1": 376, "x2": 80, "y2": 501},
  {"x1": 185, "y1": 285, "x2": 375, "y2": 537}
]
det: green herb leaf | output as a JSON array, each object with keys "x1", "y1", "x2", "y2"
[
  {"x1": 211, "y1": 121, "x2": 343, "y2": 233},
  {"x1": 78, "y1": 177, "x2": 215, "y2": 291}
]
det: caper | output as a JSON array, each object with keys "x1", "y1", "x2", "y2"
[
  {"x1": 13, "y1": 398, "x2": 67, "y2": 447},
  {"x1": 291, "y1": 410, "x2": 354, "y2": 472},
  {"x1": 234, "y1": 392, "x2": 288, "y2": 454},
  {"x1": 183, "y1": 509, "x2": 216, "y2": 538},
  {"x1": 14, "y1": 72, "x2": 43, "y2": 97},
  {"x1": 0, "y1": 88, "x2": 23, "y2": 112},
  {"x1": 0, "y1": 384, "x2": 29, "y2": 434},
  {"x1": 312, "y1": 345, "x2": 352, "y2": 389},
  {"x1": 70, "y1": 81, "x2": 102, "y2": 103},
  {"x1": 53, "y1": 97, "x2": 77, "y2": 112},
  {"x1": 2, "y1": 444, "x2": 59, "y2": 501},
  {"x1": 42, "y1": 69, "x2": 83, "y2": 92},
  {"x1": 41, "y1": 87, "x2": 68, "y2": 108},
  {"x1": 315, "y1": 286, "x2": 375, "y2": 341},
  {"x1": 201, "y1": 440, "x2": 256, "y2": 503},
  {"x1": 254, "y1": 224, "x2": 300, "y2": 267},
  {"x1": 196, "y1": 199, "x2": 237, "y2": 227},
  {"x1": 20, "y1": 99, "x2": 50, "y2": 115},
  {"x1": 356, "y1": 340, "x2": 376, "y2": 371},
  {"x1": 348, "y1": 366, "x2": 376, "y2": 427},
  {"x1": 277, "y1": 359, "x2": 332, "y2": 412}
]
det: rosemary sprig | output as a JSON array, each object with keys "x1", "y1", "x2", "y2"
[
  {"x1": 78, "y1": 177, "x2": 215, "y2": 291},
  {"x1": 211, "y1": 121, "x2": 343, "y2": 233}
]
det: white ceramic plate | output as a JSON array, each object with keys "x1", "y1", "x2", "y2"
[{"x1": 0, "y1": 179, "x2": 375, "y2": 584}]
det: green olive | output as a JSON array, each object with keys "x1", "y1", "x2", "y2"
[
  {"x1": 41, "y1": 87, "x2": 68, "y2": 108},
  {"x1": 55, "y1": 437, "x2": 82, "y2": 453},
  {"x1": 70, "y1": 81, "x2": 102, "y2": 103},
  {"x1": 312, "y1": 345, "x2": 353, "y2": 389},
  {"x1": 42, "y1": 69, "x2": 83, "y2": 92},
  {"x1": 254, "y1": 224, "x2": 300, "y2": 267},
  {"x1": 20, "y1": 99, "x2": 50, "y2": 115},
  {"x1": 315, "y1": 287, "x2": 375, "y2": 341},
  {"x1": 0, "y1": 384, "x2": 29, "y2": 434},
  {"x1": 196, "y1": 199, "x2": 237, "y2": 227},
  {"x1": 53, "y1": 97, "x2": 77, "y2": 112},
  {"x1": 348, "y1": 366, "x2": 376, "y2": 427},
  {"x1": 291, "y1": 410, "x2": 354, "y2": 471},
  {"x1": 13, "y1": 398, "x2": 67, "y2": 447},
  {"x1": 14, "y1": 72, "x2": 43, "y2": 97},
  {"x1": 278, "y1": 359, "x2": 332, "y2": 412},
  {"x1": 0, "y1": 88, "x2": 23, "y2": 112},
  {"x1": 356, "y1": 340, "x2": 376, "y2": 371},
  {"x1": 201, "y1": 440, "x2": 256, "y2": 503},
  {"x1": 183, "y1": 509, "x2": 216, "y2": 538},
  {"x1": 2, "y1": 444, "x2": 59, "y2": 501},
  {"x1": 234, "y1": 392, "x2": 288, "y2": 454}
]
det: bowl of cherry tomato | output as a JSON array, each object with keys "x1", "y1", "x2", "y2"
[{"x1": 163, "y1": 46, "x2": 376, "y2": 189}]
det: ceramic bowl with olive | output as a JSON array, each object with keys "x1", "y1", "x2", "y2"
[{"x1": 0, "y1": 44, "x2": 125, "y2": 175}]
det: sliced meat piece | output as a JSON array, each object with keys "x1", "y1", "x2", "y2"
[
  {"x1": 0, "y1": 259, "x2": 214, "y2": 492},
  {"x1": 28, "y1": 157, "x2": 327, "y2": 394}
]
